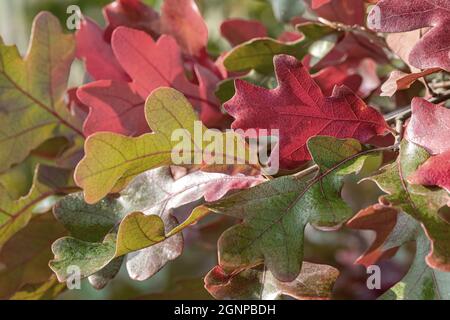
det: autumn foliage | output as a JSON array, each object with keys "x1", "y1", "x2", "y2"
[{"x1": 0, "y1": 0, "x2": 449, "y2": 300}]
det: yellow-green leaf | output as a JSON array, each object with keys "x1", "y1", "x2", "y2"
[
  {"x1": 115, "y1": 212, "x2": 166, "y2": 256},
  {"x1": 0, "y1": 165, "x2": 72, "y2": 245},
  {"x1": 0, "y1": 12, "x2": 82, "y2": 172},
  {"x1": 75, "y1": 87, "x2": 257, "y2": 204}
]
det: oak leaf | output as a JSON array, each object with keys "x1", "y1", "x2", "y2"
[
  {"x1": 77, "y1": 27, "x2": 224, "y2": 136},
  {"x1": 50, "y1": 167, "x2": 263, "y2": 282},
  {"x1": 366, "y1": 140, "x2": 450, "y2": 272},
  {"x1": 0, "y1": 165, "x2": 72, "y2": 246},
  {"x1": 75, "y1": 88, "x2": 258, "y2": 204},
  {"x1": 205, "y1": 262, "x2": 339, "y2": 300},
  {"x1": 224, "y1": 54, "x2": 390, "y2": 169},
  {"x1": 220, "y1": 19, "x2": 268, "y2": 47},
  {"x1": 201, "y1": 136, "x2": 381, "y2": 281},
  {"x1": 406, "y1": 98, "x2": 450, "y2": 193},
  {"x1": 0, "y1": 12, "x2": 82, "y2": 172},
  {"x1": 368, "y1": 0, "x2": 450, "y2": 71}
]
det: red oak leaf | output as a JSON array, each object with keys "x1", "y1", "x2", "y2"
[
  {"x1": 195, "y1": 65, "x2": 232, "y2": 128},
  {"x1": 310, "y1": 29, "x2": 388, "y2": 98},
  {"x1": 368, "y1": 0, "x2": 450, "y2": 71},
  {"x1": 111, "y1": 28, "x2": 198, "y2": 99},
  {"x1": 312, "y1": 0, "x2": 365, "y2": 26},
  {"x1": 220, "y1": 19, "x2": 267, "y2": 47},
  {"x1": 406, "y1": 98, "x2": 450, "y2": 192},
  {"x1": 224, "y1": 54, "x2": 391, "y2": 169},
  {"x1": 317, "y1": 32, "x2": 389, "y2": 68},
  {"x1": 76, "y1": 18, "x2": 129, "y2": 82},
  {"x1": 103, "y1": 0, "x2": 160, "y2": 41},
  {"x1": 381, "y1": 68, "x2": 441, "y2": 97},
  {"x1": 406, "y1": 98, "x2": 450, "y2": 156},
  {"x1": 311, "y1": 0, "x2": 332, "y2": 9},
  {"x1": 312, "y1": 64, "x2": 362, "y2": 97},
  {"x1": 346, "y1": 204, "x2": 399, "y2": 267},
  {"x1": 77, "y1": 81, "x2": 146, "y2": 136},
  {"x1": 160, "y1": 0, "x2": 208, "y2": 57},
  {"x1": 77, "y1": 27, "x2": 224, "y2": 136},
  {"x1": 409, "y1": 150, "x2": 450, "y2": 193}
]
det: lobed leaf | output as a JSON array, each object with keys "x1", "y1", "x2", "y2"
[
  {"x1": 0, "y1": 213, "x2": 66, "y2": 299},
  {"x1": 51, "y1": 166, "x2": 263, "y2": 282},
  {"x1": 380, "y1": 223, "x2": 450, "y2": 300},
  {"x1": 202, "y1": 136, "x2": 381, "y2": 281},
  {"x1": 0, "y1": 165, "x2": 72, "y2": 246},
  {"x1": 0, "y1": 12, "x2": 81, "y2": 172},
  {"x1": 224, "y1": 54, "x2": 390, "y2": 169},
  {"x1": 368, "y1": 0, "x2": 450, "y2": 71},
  {"x1": 366, "y1": 140, "x2": 450, "y2": 272},
  {"x1": 205, "y1": 262, "x2": 339, "y2": 300},
  {"x1": 75, "y1": 87, "x2": 258, "y2": 204},
  {"x1": 223, "y1": 24, "x2": 337, "y2": 74}
]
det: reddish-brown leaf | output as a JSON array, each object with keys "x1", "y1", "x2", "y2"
[
  {"x1": 406, "y1": 98, "x2": 450, "y2": 193},
  {"x1": 381, "y1": 68, "x2": 441, "y2": 97},
  {"x1": 346, "y1": 204, "x2": 399, "y2": 267},
  {"x1": 224, "y1": 54, "x2": 390, "y2": 169},
  {"x1": 77, "y1": 81, "x2": 146, "y2": 136},
  {"x1": 103, "y1": 0, "x2": 160, "y2": 41},
  {"x1": 409, "y1": 150, "x2": 450, "y2": 193},
  {"x1": 77, "y1": 27, "x2": 224, "y2": 135},
  {"x1": 160, "y1": 0, "x2": 208, "y2": 57},
  {"x1": 406, "y1": 98, "x2": 450, "y2": 156},
  {"x1": 312, "y1": 0, "x2": 365, "y2": 25},
  {"x1": 220, "y1": 19, "x2": 267, "y2": 47},
  {"x1": 368, "y1": 0, "x2": 450, "y2": 71},
  {"x1": 312, "y1": 64, "x2": 362, "y2": 97},
  {"x1": 76, "y1": 18, "x2": 129, "y2": 82},
  {"x1": 311, "y1": 0, "x2": 332, "y2": 9}
]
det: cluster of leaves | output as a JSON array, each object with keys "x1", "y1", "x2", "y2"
[{"x1": 0, "y1": 0, "x2": 449, "y2": 300}]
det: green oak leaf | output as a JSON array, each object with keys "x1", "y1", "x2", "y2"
[
  {"x1": 115, "y1": 212, "x2": 166, "y2": 256},
  {"x1": 223, "y1": 24, "x2": 337, "y2": 74},
  {"x1": 0, "y1": 12, "x2": 82, "y2": 173},
  {"x1": 203, "y1": 136, "x2": 381, "y2": 281},
  {"x1": 75, "y1": 87, "x2": 258, "y2": 204},
  {"x1": 205, "y1": 262, "x2": 339, "y2": 300},
  {"x1": 50, "y1": 234, "x2": 117, "y2": 281},
  {"x1": 53, "y1": 193, "x2": 124, "y2": 243},
  {"x1": 382, "y1": 231, "x2": 450, "y2": 300},
  {"x1": 0, "y1": 137, "x2": 71, "y2": 200},
  {"x1": 50, "y1": 167, "x2": 261, "y2": 282},
  {"x1": 370, "y1": 212, "x2": 450, "y2": 300},
  {"x1": 366, "y1": 140, "x2": 450, "y2": 272},
  {"x1": 0, "y1": 213, "x2": 67, "y2": 299},
  {"x1": 0, "y1": 165, "x2": 72, "y2": 245}
]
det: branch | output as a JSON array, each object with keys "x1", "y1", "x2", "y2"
[{"x1": 384, "y1": 91, "x2": 450, "y2": 123}]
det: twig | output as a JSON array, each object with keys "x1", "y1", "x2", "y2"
[
  {"x1": 384, "y1": 90, "x2": 450, "y2": 122},
  {"x1": 395, "y1": 118, "x2": 404, "y2": 145},
  {"x1": 293, "y1": 164, "x2": 319, "y2": 179}
]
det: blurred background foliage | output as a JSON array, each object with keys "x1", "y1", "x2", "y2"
[
  {"x1": 0, "y1": 0, "x2": 413, "y2": 300},
  {"x1": 0, "y1": 0, "x2": 284, "y2": 55}
]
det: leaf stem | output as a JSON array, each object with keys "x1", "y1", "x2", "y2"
[{"x1": 293, "y1": 143, "x2": 400, "y2": 180}]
